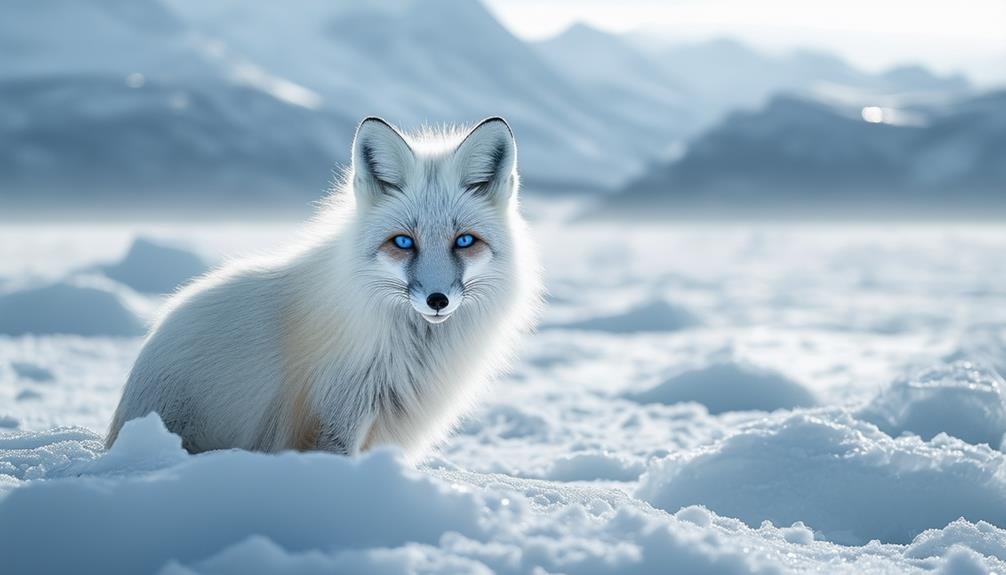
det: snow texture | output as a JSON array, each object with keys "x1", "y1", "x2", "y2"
[
  {"x1": 858, "y1": 359, "x2": 1006, "y2": 448},
  {"x1": 3, "y1": 223, "x2": 1006, "y2": 574}
]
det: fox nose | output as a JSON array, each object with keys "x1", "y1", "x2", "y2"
[{"x1": 427, "y1": 292, "x2": 449, "y2": 312}]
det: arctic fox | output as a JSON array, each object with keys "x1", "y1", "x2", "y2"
[{"x1": 106, "y1": 117, "x2": 542, "y2": 459}]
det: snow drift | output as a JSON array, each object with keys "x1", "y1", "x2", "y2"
[
  {"x1": 4, "y1": 414, "x2": 1006, "y2": 573},
  {"x1": 0, "y1": 280, "x2": 144, "y2": 336},
  {"x1": 0, "y1": 415, "x2": 483, "y2": 574},
  {"x1": 99, "y1": 237, "x2": 207, "y2": 294},
  {"x1": 550, "y1": 300, "x2": 699, "y2": 334},
  {"x1": 858, "y1": 360, "x2": 1006, "y2": 448},
  {"x1": 638, "y1": 409, "x2": 1006, "y2": 545},
  {"x1": 627, "y1": 362, "x2": 816, "y2": 414},
  {"x1": 9, "y1": 361, "x2": 55, "y2": 383}
]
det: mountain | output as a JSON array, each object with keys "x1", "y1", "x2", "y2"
[
  {"x1": 625, "y1": 36, "x2": 972, "y2": 127},
  {"x1": 162, "y1": 0, "x2": 657, "y2": 188},
  {"x1": 0, "y1": 0, "x2": 983, "y2": 217},
  {"x1": 596, "y1": 91, "x2": 1006, "y2": 219},
  {"x1": 0, "y1": 75, "x2": 351, "y2": 217},
  {"x1": 535, "y1": 24, "x2": 697, "y2": 144},
  {"x1": 536, "y1": 27, "x2": 972, "y2": 161},
  {"x1": 0, "y1": 0, "x2": 356, "y2": 218}
]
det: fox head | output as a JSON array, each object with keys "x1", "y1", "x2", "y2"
[{"x1": 343, "y1": 117, "x2": 533, "y2": 328}]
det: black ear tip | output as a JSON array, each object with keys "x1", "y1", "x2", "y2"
[
  {"x1": 357, "y1": 116, "x2": 395, "y2": 132},
  {"x1": 475, "y1": 116, "x2": 513, "y2": 137}
]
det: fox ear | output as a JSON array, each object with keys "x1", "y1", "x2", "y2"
[
  {"x1": 454, "y1": 117, "x2": 517, "y2": 204},
  {"x1": 352, "y1": 117, "x2": 414, "y2": 205}
]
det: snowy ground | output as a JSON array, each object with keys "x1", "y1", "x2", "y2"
[{"x1": 3, "y1": 212, "x2": 1006, "y2": 574}]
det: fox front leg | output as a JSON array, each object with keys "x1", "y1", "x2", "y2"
[{"x1": 313, "y1": 402, "x2": 376, "y2": 456}]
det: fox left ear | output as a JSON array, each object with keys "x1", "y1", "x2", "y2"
[
  {"x1": 352, "y1": 117, "x2": 415, "y2": 206},
  {"x1": 454, "y1": 117, "x2": 517, "y2": 204}
]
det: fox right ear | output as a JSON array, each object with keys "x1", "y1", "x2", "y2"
[
  {"x1": 453, "y1": 117, "x2": 517, "y2": 205},
  {"x1": 352, "y1": 117, "x2": 414, "y2": 205}
]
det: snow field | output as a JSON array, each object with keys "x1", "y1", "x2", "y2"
[{"x1": 2, "y1": 223, "x2": 1006, "y2": 573}]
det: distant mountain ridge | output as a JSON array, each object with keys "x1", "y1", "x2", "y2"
[
  {"x1": 0, "y1": 0, "x2": 983, "y2": 217},
  {"x1": 598, "y1": 90, "x2": 1006, "y2": 219}
]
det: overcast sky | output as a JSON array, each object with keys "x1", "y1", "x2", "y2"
[{"x1": 483, "y1": 0, "x2": 1006, "y2": 85}]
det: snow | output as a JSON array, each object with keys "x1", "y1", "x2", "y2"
[
  {"x1": 0, "y1": 416, "x2": 483, "y2": 574},
  {"x1": 626, "y1": 361, "x2": 816, "y2": 414},
  {"x1": 638, "y1": 409, "x2": 1006, "y2": 545},
  {"x1": 549, "y1": 299, "x2": 699, "y2": 333},
  {"x1": 3, "y1": 221, "x2": 1006, "y2": 573},
  {"x1": 5, "y1": 414, "x2": 1006, "y2": 573},
  {"x1": 0, "y1": 279, "x2": 144, "y2": 337},
  {"x1": 98, "y1": 237, "x2": 207, "y2": 294},
  {"x1": 9, "y1": 360, "x2": 55, "y2": 383},
  {"x1": 858, "y1": 359, "x2": 1006, "y2": 448}
]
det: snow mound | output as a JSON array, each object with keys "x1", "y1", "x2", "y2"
[
  {"x1": 99, "y1": 237, "x2": 206, "y2": 294},
  {"x1": 82, "y1": 413, "x2": 188, "y2": 477},
  {"x1": 15, "y1": 389, "x2": 42, "y2": 401},
  {"x1": 637, "y1": 410, "x2": 1006, "y2": 545},
  {"x1": 4, "y1": 415, "x2": 1006, "y2": 573},
  {"x1": 9, "y1": 361, "x2": 54, "y2": 383},
  {"x1": 550, "y1": 300, "x2": 699, "y2": 334},
  {"x1": 0, "y1": 281, "x2": 144, "y2": 336},
  {"x1": 906, "y1": 519, "x2": 1006, "y2": 562},
  {"x1": 858, "y1": 360, "x2": 1006, "y2": 448},
  {"x1": 544, "y1": 451, "x2": 646, "y2": 482},
  {"x1": 0, "y1": 416, "x2": 483, "y2": 575},
  {"x1": 627, "y1": 362, "x2": 816, "y2": 414}
]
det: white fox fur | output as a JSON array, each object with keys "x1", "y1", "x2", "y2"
[{"x1": 107, "y1": 117, "x2": 542, "y2": 459}]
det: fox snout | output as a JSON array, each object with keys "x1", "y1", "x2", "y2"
[
  {"x1": 427, "y1": 292, "x2": 449, "y2": 311},
  {"x1": 410, "y1": 285, "x2": 463, "y2": 324}
]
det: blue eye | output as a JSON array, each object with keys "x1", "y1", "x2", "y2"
[
  {"x1": 455, "y1": 234, "x2": 475, "y2": 248},
  {"x1": 392, "y1": 235, "x2": 414, "y2": 250}
]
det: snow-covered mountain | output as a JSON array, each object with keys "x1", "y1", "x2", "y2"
[
  {"x1": 598, "y1": 91, "x2": 1006, "y2": 219},
  {"x1": 161, "y1": 0, "x2": 659, "y2": 188},
  {"x1": 0, "y1": 0, "x2": 984, "y2": 216},
  {"x1": 535, "y1": 23, "x2": 698, "y2": 147},
  {"x1": 0, "y1": 0, "x2": 356, "y2": 217},
  {"x1": 0, "y1": 75, "x2": 351, "y2": 216},
  {"x1": 553, "y1": 31, "x2": 971, "y2": 130}
]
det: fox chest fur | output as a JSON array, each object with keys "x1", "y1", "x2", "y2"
[{"x1": 258, "y1": 291, "x2": 493, "y2": 456}]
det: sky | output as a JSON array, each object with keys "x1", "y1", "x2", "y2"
[{"x1": 483, "y1": 0, "x2": 1006, "y2": 85}]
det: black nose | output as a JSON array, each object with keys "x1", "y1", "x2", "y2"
[{"x1": 427, "y1": 292, "x2": 449, "y2": 311}]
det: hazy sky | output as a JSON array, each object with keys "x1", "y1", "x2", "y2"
[{"x1": 484, "y1": 0, "x2": 1006, "y2": 85}]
